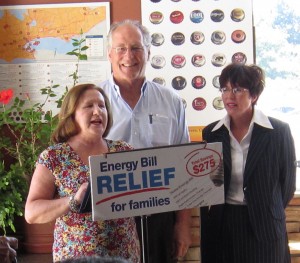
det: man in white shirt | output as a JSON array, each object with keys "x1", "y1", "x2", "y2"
[{"x1": 100, "y1": 19, "x2": 191, "y2": 263}]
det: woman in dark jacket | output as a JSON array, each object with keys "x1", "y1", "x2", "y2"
[{"x1": 201, "y1": 63, "x2": 296, "y2": 263}]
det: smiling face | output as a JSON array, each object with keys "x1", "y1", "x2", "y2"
[
  {"x1": 108, "y1": 24, "x2": 150, "y2": 85},
  {"x1": 74, "y1": 89, "x2": 108, "y2": 138}
]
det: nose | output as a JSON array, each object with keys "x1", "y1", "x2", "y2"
[
  {"x1": 93, "y1": 104, "x2": 101, "y2": 115},
  {"x1": 228, "y1": 90, "x2": 236, "y2": 97},
  {"x1": 123, "y1": 48, "x2": 135, "y2": 58}
]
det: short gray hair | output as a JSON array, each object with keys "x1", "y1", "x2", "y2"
[{"x1": 107, "y1": 19, "x2": 151, "y2": 49}]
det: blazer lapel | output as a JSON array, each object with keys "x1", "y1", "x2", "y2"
[{"x1": 244, "y1": 124, "x2": 271, "y2": 184}]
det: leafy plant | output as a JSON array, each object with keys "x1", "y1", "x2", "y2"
[
  {"x1": 57, "y1": 29, "x2": 88, "y2": 108},
  {"x1": 0, "y1": 33, "x2": 88, "y2": 235},
  {"x1": 0, "y1": 83, "x2": 59, "y2": 236},
  {"x1": 67, "y1": 29, "x2": 88, "y2": 86},
  {"x1": 0, "y1": 85, "x2": 59, "y2": 180},
  {"x1": 0, "y1": 162, "x2": 27, "y2": 235}
]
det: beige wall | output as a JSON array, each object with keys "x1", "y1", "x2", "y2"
[{"x1": 0, "y1": 0, "x2": 141, "y2": 22}]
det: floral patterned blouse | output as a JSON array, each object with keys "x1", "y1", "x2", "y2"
[{"x1": 38, "y1": 140, "x2": 140, "y2": 263}]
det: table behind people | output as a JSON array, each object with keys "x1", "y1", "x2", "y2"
[
  {"x1": 25, "y1": 84, "x2": 140, "y2": 263},
  {"x1": 99, "y1": 19, "x2": 192, "y2": 263}
]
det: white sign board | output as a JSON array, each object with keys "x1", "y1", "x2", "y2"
[{"x1": 89, "y1": 142, "x2": 224, "y2": 220}]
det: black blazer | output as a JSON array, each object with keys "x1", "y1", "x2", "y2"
[{"x1": 201, "y1": 116, "x2": 296, "y2": 242}]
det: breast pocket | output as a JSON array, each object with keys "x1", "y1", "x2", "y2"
[{"x1": 149, "y1": 113, "x2": 172, "y2": 146}]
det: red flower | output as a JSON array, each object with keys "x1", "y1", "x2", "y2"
[{"x1": 0, "y1": 89, "x2": 14, "y2": 105}]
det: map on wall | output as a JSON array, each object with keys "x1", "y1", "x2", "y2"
[{"x1": 0, "y1": 3, "x2": 110, "y2": 114}]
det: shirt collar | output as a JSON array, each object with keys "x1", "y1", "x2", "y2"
[
  {"x1": 252, "y1": 108, "x2": 273, "y2": 129},
  {"x1": 212, "y1": 107, "x2": 273, "y2": 132},
  {"x1": 109, "y1": 74, "x2": 148, "y2": 97}
]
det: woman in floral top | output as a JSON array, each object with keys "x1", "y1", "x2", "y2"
[{"x1": 25, "y1": 84, "x2": 140, "y2": 263}]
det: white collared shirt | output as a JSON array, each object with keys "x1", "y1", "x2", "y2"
[
  {"x1": 99, "y1": 75, "x2": 190, "y2": 148},
  {"x1": 212, "y1": 108, "x2": 273, "y2": 204}
]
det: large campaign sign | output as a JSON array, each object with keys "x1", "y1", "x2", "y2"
[{"x1": 89, "y1": 142, "x2": 224, "y2": 220}]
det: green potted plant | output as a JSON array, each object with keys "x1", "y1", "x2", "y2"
[
  {"x1": 0, "y1": 161, "x2": 26, "y2": 235},
  {"x1": 0, "y1": 34, "x2": 88, "y2": 242},
  {"x1": 0, "y1": 84, "x2": 58, "y2": 234},
  {"x1": 0, "y1": 84, "x2": 59, "y2": 253}
]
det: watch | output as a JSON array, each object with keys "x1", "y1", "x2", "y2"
[{"x1": 69, "y1": 195, "x2": 80, "y2": 213}]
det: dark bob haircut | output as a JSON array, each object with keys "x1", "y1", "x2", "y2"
[{"x1": 219, "y1": 63, "x2": 265, "y2": 99}]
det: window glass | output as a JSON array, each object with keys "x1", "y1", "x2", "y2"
[{"x1": 253, "y1": 0, "x2": 300, "y2": 193}]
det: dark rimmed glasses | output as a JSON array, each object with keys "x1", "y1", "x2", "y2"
[{"x1": 220, "y1": 87, "x2": 249, "y2": 95}]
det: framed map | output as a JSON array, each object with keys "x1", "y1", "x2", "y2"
[{"x1": 0, "y1": 2, "x2": 110, "y2": 114}]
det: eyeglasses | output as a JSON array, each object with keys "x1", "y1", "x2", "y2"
[
  {"x1": 112, "y1": 46, "x2": 145, "y2": 55},
  {"x1": 220, "y1": 87, "x2": 249, "y2": 95}
]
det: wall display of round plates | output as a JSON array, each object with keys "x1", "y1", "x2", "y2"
[{"x1": 142, "y1": 0, "x2": 254, "y2": 126}]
